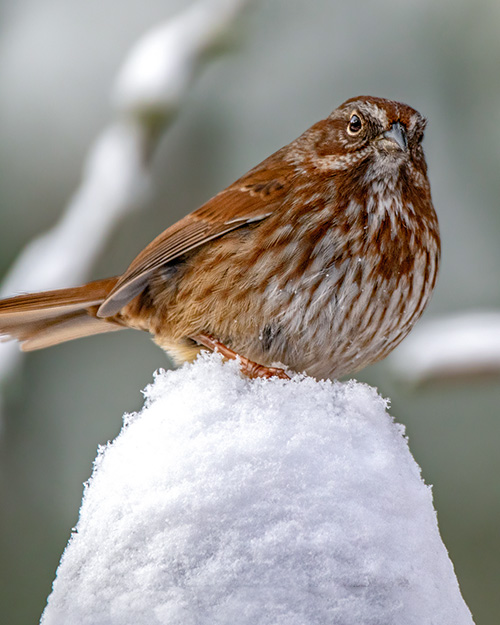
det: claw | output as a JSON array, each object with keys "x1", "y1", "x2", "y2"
[{"x1": 191, "y1": 333, "x2": 290, "y2": 380}]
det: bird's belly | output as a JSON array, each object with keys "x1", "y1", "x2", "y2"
[
  {"x1": 149, "y1": 227, "x2": 438, "y2": 380},
  {"x1": 249, "y1": 251, "x2": 436, "y2": 379}
]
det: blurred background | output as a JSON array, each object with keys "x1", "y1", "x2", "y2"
[{"x1": 0, "y1": 0, "x2": 499, "y2": 623}]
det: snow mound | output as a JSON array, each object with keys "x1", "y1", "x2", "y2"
[{"x1": 41, "y1": 353, "x2": 474, "y2": 625}]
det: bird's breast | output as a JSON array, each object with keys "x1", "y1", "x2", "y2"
[{"x1": 255, "y1": 206, "x2": 439, "y2": 378}]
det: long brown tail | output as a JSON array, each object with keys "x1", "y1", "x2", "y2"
[{"x1": 0, "y1": 277, "x2": 125, "y2": 351}]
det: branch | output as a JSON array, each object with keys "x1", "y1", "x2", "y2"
[
  {"x1": 0, "y1": 0, "x2": 250, "y2": 391},
  {"x1": 388, "y1": 311, "x2": 500, "y2": 385}
]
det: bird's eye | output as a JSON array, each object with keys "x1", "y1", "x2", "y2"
[{"x1": 347, "y1": 114, "x2": 363, "y2": 135}]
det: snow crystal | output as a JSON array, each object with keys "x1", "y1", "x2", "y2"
[{"x1": 41, "y1": 353, "x2": 474, "y2": 625}]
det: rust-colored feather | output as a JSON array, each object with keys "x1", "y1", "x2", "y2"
[
  {"x1": 98, "y1": 156, "x2": 295, "y2": 317},
  {"x1": 0, "y1": 96, "x2": 441, "y2": 380},
  {"x1": 0, "y1": 277, "x2": 122, "y2": 350}
]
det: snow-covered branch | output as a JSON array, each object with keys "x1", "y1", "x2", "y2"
[
  {"x1": 0, "y1": 0, "x2": 250, "y2": 392},
  {"x1": 40, "y1": 355, "x2": 473, "y2": 624},
  {"x1": 389, "y1": 311, "x2": 500, "y2": 385}
]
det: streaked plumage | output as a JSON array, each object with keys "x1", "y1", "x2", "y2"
[{"x1": 0, "y1": 96, "x2": 440, "y2": 380}]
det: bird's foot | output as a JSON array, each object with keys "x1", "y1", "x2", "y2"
[{"x1": 191, "y1": 333, "x2": 290, "y2": 380}]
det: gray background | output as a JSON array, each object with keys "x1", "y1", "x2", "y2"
[{"x1": 0, "y1": 1, "x2": 499, "y2": 623}]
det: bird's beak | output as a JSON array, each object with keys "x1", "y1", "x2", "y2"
[{"x1": 380, "y1": 122, "x2": 408, "y2": 151}]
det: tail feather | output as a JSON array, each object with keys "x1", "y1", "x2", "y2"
[{"x1": 0, "y1": 277, "x2": 125, "y2": 351}]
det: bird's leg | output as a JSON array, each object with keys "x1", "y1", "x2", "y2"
[{"x1": 191, "y1": 333, "x2": 290, "y2": 380}]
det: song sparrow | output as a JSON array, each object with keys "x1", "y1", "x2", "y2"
[{"x1": 0, "y1": 96, "x2": 440, "y2": 380}]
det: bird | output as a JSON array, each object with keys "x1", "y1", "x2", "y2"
[{"x1": 0, "y1": 96, "x2": 440, "y2": 381}]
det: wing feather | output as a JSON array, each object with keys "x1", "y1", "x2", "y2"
[{"x1": 98, "y1": 156, "x2": 295, "y2": 317}]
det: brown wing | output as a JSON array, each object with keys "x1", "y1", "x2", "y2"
[{"x1": 98, "y1": 154, "x2": 295, "y2": 317}]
